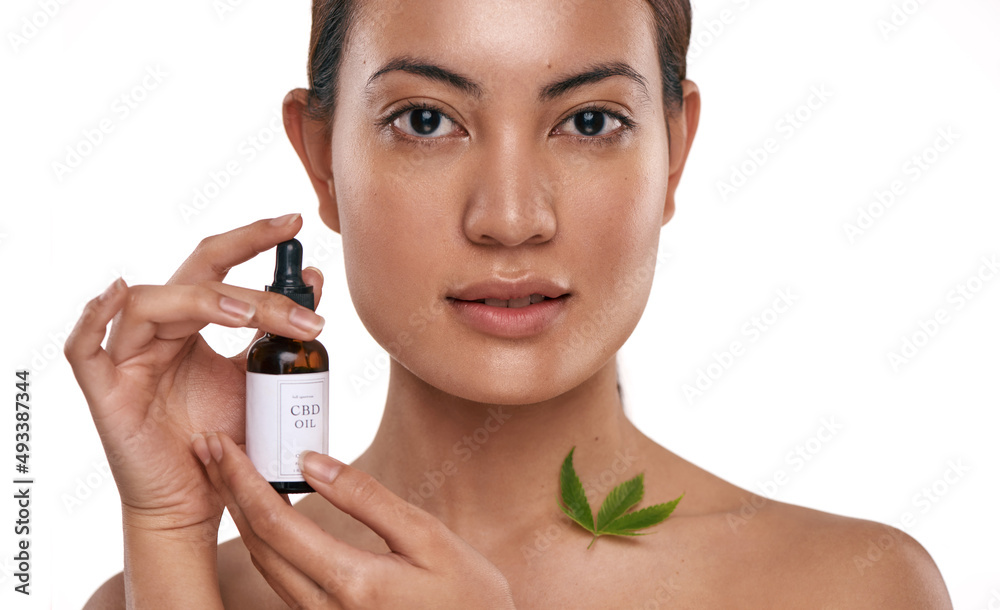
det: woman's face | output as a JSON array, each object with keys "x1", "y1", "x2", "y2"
[{"x1": 324, "y1": 0, "x2": 676, "y2": 404}]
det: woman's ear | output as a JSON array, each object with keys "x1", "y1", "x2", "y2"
[
  {"x1": 283, "y1": 88, "x2": 341, "y2": 234},
  {"x1": 663, "y1": 80, "x2": 701, "y2": 226}
]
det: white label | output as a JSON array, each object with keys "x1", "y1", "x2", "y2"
[{"x1": 246, "y1": 371, "x2": 329, "y2": 482}]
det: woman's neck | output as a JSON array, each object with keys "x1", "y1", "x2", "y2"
[{"x1": 352, "y1": 356, "x2": 651, "y2": 552}]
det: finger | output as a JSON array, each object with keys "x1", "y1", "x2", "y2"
[
  {"x1": 168, "y1": 214, "x2": 303, "y2": 286},
  {"x1": 106, "y1": 284, "x2": 257, "y2": 363},
  {"x1": 197, "y1": 282, "x2": 325, "y2": 341},
  {"x1": 64, "y1": 278, "x2": 129, "y2": 411},
  {"x1": 208, "y1": 432, "x2": 378, "y2": 598},
  {"x1": 301, "y1": 265, "x2": 325, "y2": 312},
  {"x1": 299, "y1": 450, "x2": 448, "y2": 564},
  {"x1": 252, "y1": 554, "x2": 331, "y2": 610},
  {"x1": 198, "y1": 434, "x2": 328, "y2": 609},
  {"x1": 228, "y1": 265, "x2": 325, "y2": 365}
]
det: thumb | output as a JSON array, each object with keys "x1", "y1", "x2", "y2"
[
  {"x1": 299, "y1": 451, "x2": 447, "y2": 560},
  {"x1": 302, "y1": 266, "x2": 324, "y2": 308}
]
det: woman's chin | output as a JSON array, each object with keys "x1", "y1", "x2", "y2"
[
  {"x1": 437, "y1": 383, "x2": 572, "y2": 407},
  {"x1": 404, "y1": 356, "x2": 585, "y2": 407}
]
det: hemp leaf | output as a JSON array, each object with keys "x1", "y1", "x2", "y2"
[{"x1": 558, "y1": 446, "x2": 684, "y2": 549}]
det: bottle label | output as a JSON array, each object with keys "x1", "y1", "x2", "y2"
[{"x1": 246, "y1": 371, "x2": 329, "y2": 483}]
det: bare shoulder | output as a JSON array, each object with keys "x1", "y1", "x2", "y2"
[
  {"x1": 637, "y1": 442, "x2": 952, "y2": 608},
  {"x1": 709, "y1": 493, "x2": 954, "y2": 609}
]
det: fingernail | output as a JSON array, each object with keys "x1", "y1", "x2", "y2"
[
  {"x1": 219, "y1": 296, "x2": 255, "y2": 321},
  {"x1": 270, "y1": 213, "x2": 301, "y2": 227},
  {"x1": 299, "y1": 450, "x2": 342, "y2": 484},
  {"x1": 206, "y1": 432, "x2": 224, "y2": 462},
  {"x1": 191, "y1": 433, "x2": 211, "y2": 466},
  {"x1": 98, "y1": 277, "x2": 124, "y2": 303},
  {"x1": 290, "y1": 307, "x2": 325, "y2": 333}
]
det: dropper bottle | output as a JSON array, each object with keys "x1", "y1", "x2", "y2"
[{"x1": 246, "y1": 238, "x2": 329, "y2": 494}]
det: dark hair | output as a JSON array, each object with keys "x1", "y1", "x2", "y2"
[{"x1": 304, "y1": 0, "x2": 692, "y2": 131}]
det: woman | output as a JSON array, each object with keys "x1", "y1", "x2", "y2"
[{"x1": 67, "y1": 0, "x2": 953, "y2": 607}]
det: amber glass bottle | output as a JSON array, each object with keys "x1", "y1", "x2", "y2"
[{"x1": 246, "y1": 239, "x2": 329, "y2": 494}]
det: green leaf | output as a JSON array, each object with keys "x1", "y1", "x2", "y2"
[
  {"x1": 595, "y1": 473, "x2": 644, "y2": 531},
  {"x1": 556, "y1": 447, "x2": 685, "y2": 549},
  {"x1": 558, "y1": 446, "x2": 594, "y2": 533},
  {"x1": 600, "y1": 493, "x2": 685, "y2": 535}
]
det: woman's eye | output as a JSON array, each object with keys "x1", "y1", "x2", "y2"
[
  {"x1": 560, "y1": 110, "x2": 623, "y2": 137},
  {"x1": 392, "y1": 107, "x2": 459, "y2": 138}
]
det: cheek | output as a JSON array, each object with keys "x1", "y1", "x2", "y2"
[
  {"x1": 564, "y1": 146, "x2": 665, "y2": 292},
  {"x1": 564, "y1": 166, "x2": 663, "y2": 345},
  {"x1": 337, "y1": 152, "x2": 454, "y2": 354}
]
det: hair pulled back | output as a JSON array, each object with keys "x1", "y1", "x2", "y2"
[{"x1": 303, "y1": 0, "x2": 691, "y2": 131}]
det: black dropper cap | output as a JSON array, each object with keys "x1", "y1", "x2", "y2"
[{"x1": 266, "y1": 239, "x2": 315, "y2": 311}]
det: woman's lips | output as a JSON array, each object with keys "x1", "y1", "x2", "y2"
[
  {"x1": 471, "y1": 293, "x2": 548, "y2": 308},
  {"x1": 446, "y1": 294, "x2": 570, "y2": 339}
]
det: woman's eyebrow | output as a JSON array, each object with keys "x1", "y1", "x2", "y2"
[
  {"x1": 538, "y1": 61, "x2": 650, "y2": 104},
  {"x1": 363, "y1": 56, "x2": 651, "y2": 105}
]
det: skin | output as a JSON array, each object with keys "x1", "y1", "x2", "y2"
[{"x1": 74, "y1": 0, "x2": 954, "y2": 607}]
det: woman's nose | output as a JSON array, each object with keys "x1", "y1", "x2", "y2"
[{"x1": 461, "y1": 137, "x2": 558, "y2": 248}]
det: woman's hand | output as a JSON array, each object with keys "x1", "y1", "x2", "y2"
[
  {"x1": 194, "y1": 431, "x2": 519, "y2": 610},
  {"x1": 64, "y1": 214, "x2": 326, "y2": 537}
]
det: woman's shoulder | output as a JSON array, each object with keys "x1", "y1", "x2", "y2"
[
  {"x1": 723, "y1": 497, "x2": 950, "y2": 607},
  {"x1": 644, "y1": 444, "x2": 952, "y2": 608}
]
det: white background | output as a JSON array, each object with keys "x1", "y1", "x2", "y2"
[{"x1": 1, "y1": 0, "x2": 998, "y2": 608}]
